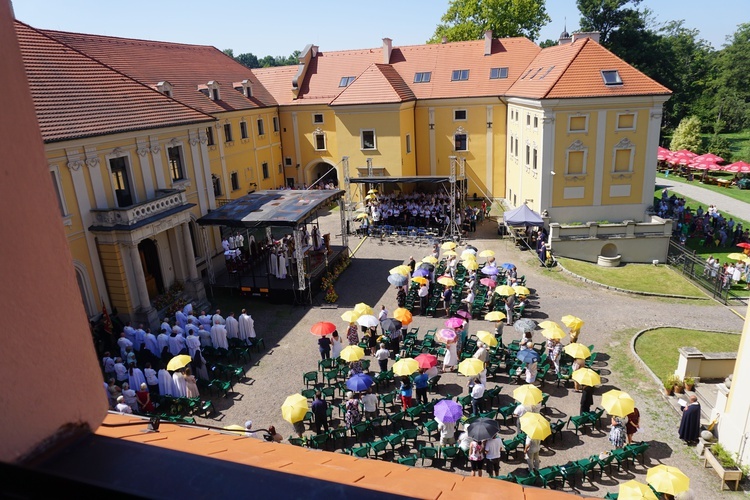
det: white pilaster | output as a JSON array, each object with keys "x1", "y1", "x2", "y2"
[
  {"x1": 429, "y1": 108, "x2": 436, "y2": 176},
  {"x1": 136, "y1": 139, "x2": 155, "y2": 199},
  {"x1": 188, "y1": 129, "x2": 208, "y2": 213},
  {"x1": 485, "y1": 105, "x2": 493, "y2": 196},
  {"x1": 540, "y1": 111, "x2": 556, "y2": 211},
  {"x1": 198, "y1": 128, "x2": 216, "y2": 210},
  {"x1": 149, "y1": 136, "x2": 166, "y2": 189},
  {"x1": 84, "y1": 146, "x2": 108, "y2": 209},
  {"x1": 182, "y1": 222, "x2": 199, "y2": 280},
  {"x1": 126, "y1": 242, "x2": 151, "y2": 310},
  {"x1": 593, "y1": 110, "x2": 607, "y2": 206},
  {"x1": 643, "y1": 105, "x2": 664, "y2": 209},
  {"x1": 215, "y1": 124, "x2": 230, "y2": 196},
  {"x1": 292, "y1": 112, "x2": 302, "y2": 184}
]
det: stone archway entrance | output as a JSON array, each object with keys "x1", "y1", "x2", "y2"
[
  {"x1": 138, "y1": 238, "x2": 164, "y2": 298},
  {"x1": 308, "y1": 161, "x2": 338, "y2": 188}
]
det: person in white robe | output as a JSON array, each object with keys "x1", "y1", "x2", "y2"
[
  {"x1": 117, "y1": 333, "x2": 133, "y2": 361},
  {"x1": 269, "y1": 249, "x2": 278, "y2": 277},
  {"x1": 225, "y1": 312, "x2": 239, "y2": 339},
  {"x1": 158, "y1": 369, "x2": 176, "y2": 396},
  {"x1": 175, "y1": 309, "x2": 187, "y2": 330},
  {"x1": 168, "y1": 332, "x2": 186, "y2": 356},
  {"x1": 211, "y1": 321, "x2": 229, "y2": 349},
  {"x1": 238, "y1": 309, "x2": 255, "y2": 341},
  {"x1": 222, "y1": 237, "x2": 230, "y2": 252},
  {"x1": 185, "y1": 319, "x2": 198, "y2": 336},
  {"x1": 172, "y1": 370, "x2": 188, "y2": 397},
  {"x1": 115, "y1": 396, "x2": 132, "y2": 414},
  {"x1": 198, "y1": 326, "x2": 212, "y2": 347},
  {"x1": 128, "y1": 365, "x2": 147, "y2": 392},
  {"x1": 122, "y1": 323, "x2": 136, "y2": 345},
  {"x1": 172, "y1": 325, "x2": 185, "y2": 336},
  {"x1": 277, "y1": 253, "x2": 287, "y2": 279},
  {"x1": 198, "y1": 311, "x2": 212, "y2": 330},
  {"x1": 183, "y1": 303, "x2": 193, "y2": 316},
  {"x1": 185, "y1": 332, "x2": 201, "y2": 357},
  {"x1": 187, "y1": 313, "x2": 198, "y2": 326},
  {"x1": 144, "y1": 364, "x2": 159, "y2": 392},
  {"x1": 160, "y1": 318, "x2": 172, "y2": 335},
  {"x1": 212, "y1": 309, "x2": 225, "y2": 326},
  {"x1": 114, "y1": 358, "x2": 129, "y2": 385},
  {"x1": 134, "y1": 325, "x2": 146, "y2": 352},
  {"x1": 122, "y1": 382, "x2": 139, "y2": 413},
  {"x1": 157, "y1": 332, "x2": 170, "y2": 355}
]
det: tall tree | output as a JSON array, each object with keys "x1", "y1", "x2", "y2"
[
  {"x1": 429, "y1": 0, "x2": 551, "y2": 43},
  {"x1": 576, "y1": 0, "x2": 642, "y2": 46},
  {"x1": 707, "y1": 23, "x2": 750, "y2": 132},
  {"x1": 670, "y1": 116, "x2": 703, "y2": 153}
]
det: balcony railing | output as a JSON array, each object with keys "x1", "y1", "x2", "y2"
[{"x1": 91, "y1": 189, "x2": 188, "y2": 227}]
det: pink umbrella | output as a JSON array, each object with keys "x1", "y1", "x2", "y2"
[
  {"x1": 455, "y1": 309, "x2": 471, "y2": 320},
  {"x1": 669, "y1": 149, "x2": 696, "y2": 165},
  {"x1": 444, "y1": 317, "x2": 464, "y2": 329},
  {"x1": 480, "y1": 277, "x2": 497, "y2": 288},
  {"x1": 436, "y1": 328, "x2": 458, "y2": 343},
  {"x1": 657, "y1": 147, "x2": 671, "y2": 161},
  {"x1": 725, "y1": 161, "x2": 750, "y2": 173},
  {"x1": 691, "y1": 163, "x2": 709, "y2": 171},
  {"x1": 694, "y1": 153, "x2": 724, "y2": 164}
]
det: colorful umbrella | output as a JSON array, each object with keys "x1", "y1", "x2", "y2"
[
  {"x1": 422, "y1": 256, "x2": 438, "y2": 265},
  {"x1": 356, "y1": 314, "x2": 378, "y2": 328},
  {"x1": 541, "y1": 326, "x2": 566, "y2": 340},
  {"x1": 656, "y1": 147, "x2": 671, "y2": 161},
  {"x1": 495, "y1": 285, "x2": 516, "y2": 296},
  {"x1": 443, "y1": 250, "x2": 458, "y2": 257},
  {"x1": 437, "y1": 276, "x2": 456, "y2": 287},
  {"x1": 434, "y1": 399, "x2": 463, "y2": 423},
  {"x1": 355, "y1": 213, "x2": 370, "y2": 220},
  {"x1": 479, "y1": 250, "x2": 495, "y2": 258},
  {"x1": 517, "y1": 349, "x2": 540, "y2": 364},
  {"x1": 341, "y1": 310, "x2": 361, "y2": 323},
  {"x1": 538, "y1": 320, "x2": 561, "y2": 330},
  {"x1": 618, "y1": 480, "x2": 658, "y2": 500},
  {"x1": 646, "y1": 465, "x2": 690, "y2": 495},
  {"x1": 412, "y1": 276, "x2": 428, "y2": 285},
  {"x1": 485, "y1": 311, "x2": 507, "y2": 322},
  {"x1": 281, "y1": 394, "x2": 308, "y2": 423},
  {"x1": 512, "y1": 285, "x2": 531, "y2": 296},
  {"x1": 445, "y1": 317, "x2": 464, "y2": 329},
  {"x1": 223, "y1": 424, "x2": 248, "y2": 436},
  {"x1": 461, "y1": 249, "x2": 477, "y2": 259},
  {"x1": 413, "y1": 268, "x2": 430, "y2": 278},
  {"x1": 393, "y1": 308, "x2": 413, "y2": 326},
  {"x1": 694, "y1": 153, "x2": 724, "y2": 164},
  {"x1": 463, "y1": 260, "x2": 479, "y2": 271},
  {"x1": 561, "y1": 315, "x2": 584, "y2": 331},
  {"x1": 514, "y1": 318, "x2": 536, "y2": 334},
  {"x1": 393, "y1": 357, "x2": 419, "y2": 376},
  {"x1": 458, "y1": 358, "x2": 485, "y2": 377},
  {"x1": 354, "y1": 302, "x2": 374, "y2": 316},
  {"x1": 415, "y1": 353, "x2": 438, "y2": 369},
  {"x1": 726, "y1": 253, "x2": 748, "y2": 261},
  {"x1": 166, "y1": 354, "x2": 193, "y2": 372},
  {"x1": 737, "y1": 242, "x2": 750, "y2": 249},
  {"x1": 467, "y1": 418, "x2": 500, "y2": 441},
  {"x1": 501, "y1": 263, "x2": 516, "y2": 270},
  {"x1": 441, "y1": 241, "x2": 457, "y2": 250},
  {"x1": 388, "y1": 273, "x2": 409, "y2": 286},
  {"x1": 311, "y1": 321, "x2": 337, "y2": 336},
  {"x1": 481, "y1": 265, "x2": 500, "y2": 276},
  {"x1": 563, "y1": 343, "x2": 591, "y2": 359},
  {"x1": 572, "y1": 368, "x2": 601, "y2": 387},
  {"x1": 520, "y1": 412, "x2": 551, "y2": 440},
  {"x1": 513, "y1": 384, "x2": 543, "y2": 406},
  {"x1": 346, "y1": 373, "x2": 374, "y2": 392},
  {"x1": 725, "y1": 160, "x2": 750, "y2": 173},
  {"x1": 480, "y1": 278, "x2": 497, "y2": 288},
  {"x1": 462, "y1": 253, "x2": 477, "y2": 262},
  {"x1": 476, "y1": 330, "x2": 498, "y2": 347},
  {"x1": 436, "y1": 328, "x2": 458, "y2": 343},
  {"x1": 389, "y1": 265, "x2": 411, "y2": 276},
  {"x1": 367, "y1": 189, "x2": 378, "y2": 194},
  {"x1": 418, "y1": 262, "x2": 435, "y2": 271},
  {"x1": 601, "y1": 389, "x2": 636, "y2": 418},
  {"x1": 339, "y1": 345, "x2": 365, "y2": 362},
  {"x1": 455, "y1": 309, "x2": 472, "y2": 320}
]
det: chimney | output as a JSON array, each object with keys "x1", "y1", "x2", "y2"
[
  {"x1": 572, "y1": 31, "x2": 600, "y2": 44},
  {"x1": 382, "y1": 38, "x2": 392, "y2": 64},
  {"x1": 484, "y1": 30, "x2": 493, "y2": 56},
  {"x1": 441, "y1": 36, "x2": 447, "y2": 44}
]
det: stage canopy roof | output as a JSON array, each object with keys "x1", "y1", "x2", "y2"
[
  {"x1": 349, "y1": 176, "x2": 451, "y2": 184},
  {"x1": 196, "y1": 189, "x2": 344, "y2": 228},
  {"x1": 503, "y1": 204, "x2": 544, "y2": 227}
]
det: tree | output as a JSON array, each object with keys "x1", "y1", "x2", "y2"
[
  {"x1": 670, "y1": 116, "x2": 703, "y2": 153},
  {"x1": 539, "y1": 38, "x2": 557, "y2": 48},
  {"x1": 706, "y1": 135, "x2": 732, "y2": 162},
  {"x1": 577, "y1": 0, "x2": 643, "y2": 46},
  {"x1": 429, "y1": 0, "x2": 551, "y2": 43},
  {"x1": 705, "y1": 23, "x2": 750, "y2": 132},
  {"x1": 236, "y1": 52, "x2": 260, "y2": 69}
]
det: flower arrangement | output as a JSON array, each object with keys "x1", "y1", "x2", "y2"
[
  {"x1": 152, "y1": 283, "x2": 187, "y2": 312},
  {"x1": 321, "y1": 254, "x2": 351, "y2": 303}
]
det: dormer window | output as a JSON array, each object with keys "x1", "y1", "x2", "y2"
[
  {"x1": 451, "y1": 70, "x2": 469, "y2": 81},
  {"x1": 156, "y1": 81, "x2": 173, "y2": 97},
  {"x1": 339, "y1": 76, "x2": 356, "y2": 87},
  {"x1": 414, "y1": 72, "x2": 432, "y2": 83},
  {"x1": 489, "y1": 67, "x2": 508, "y2": 79},
  {"x1": 601, "y1": 70, "x2": 623, "y2": 86},
  {"x1": 206, "y1": 81, "x2": 221, "y2": 101},
  {"x1": 234, "y1": 79, "x2": 253, "y2": 98}
]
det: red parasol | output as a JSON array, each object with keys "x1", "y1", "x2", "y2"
[
  {"x1": 737, "y1": 243, "x2": 750, "y2": 249},
  {"x1": 415, "y1": 353, "x2": 438, "y2": 369},
  {"x1": 310, "y1": 321, "x2": 337, "y2": 336},
  {"x1": 657, "y1": 147, "x2": 671, "y2": 161},
  {"x1": 725, "y1": 161, "x2": 750, "y2": 173},
  {"x1": 694, "y1": 153, "x2": 724, "y2": 164}
]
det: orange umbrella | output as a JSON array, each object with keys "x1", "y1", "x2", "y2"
[{"x1": 393, "y1": 308, "x2": 413, "y2": 326}]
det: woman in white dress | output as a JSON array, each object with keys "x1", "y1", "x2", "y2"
[
  {"x1": 443, "y1": 340, "x2": 458, "y2": 372},
  {"x1": 172, "y1": 370, "x2": 188, "y2": 397},
  {"x1": 331, "y1": 331, "x2": 343, "y2": 359},
  {"x1": 184, "y1": 368, "x2": 200, "y2": 398},
  {"x1": 158, "y1": 368, "x2": 176, "y2": 396}
]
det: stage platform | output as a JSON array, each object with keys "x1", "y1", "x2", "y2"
[{"x1": 209, "y1": 246, "x2": 349, "y2": 304}]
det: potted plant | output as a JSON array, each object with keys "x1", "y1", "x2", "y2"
[
  {"x1": 684, "y1": 376, "x2": 695, "y2": 391},
  {"x1": 662, "y1": 376, "x2": 674, "y2": 396},
  {"x1": 704, "y1": 443, "x2": 743, "y2": 491},
  {"x1": 668, "y1": 374, "x2": 684, "y2": 394}
]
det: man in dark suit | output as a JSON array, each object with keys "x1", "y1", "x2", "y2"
[{"x1": 678, "y1": 395, "x2": 701, "y2": 443}]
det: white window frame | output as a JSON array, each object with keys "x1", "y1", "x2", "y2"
[
  {"x1": 533, "y1": 116, "x2": 538, "y2": 129},
  {"x1": 525, "y1": 143, "x2": 531, "y2": 167},
  {"x1": 360, "y1": 129, "x2": 377, "y2": 151},
  {"x1": 106, "y1": 151, "x2": 137, "y2": 208},
  {"x1": 414, "y1": 72, "x2": 432, "y2": 83},
  {"x1": 568, "y1": 114, "x2": 589, "y2": 134},
  {"x1": 240, "y1": 121, "x2": 248, "y2": 139},
  {"x1": 223, "y1": 123, "x2": 233, "y2": 143},
  {"x1": 454, "y1": 109, "x2": 467, "y2": 121},
  {"x1": 49, "y1": 164, "x2": 69, "y2": 217},
  {"x1": 284, "y1": 157, "x2": 293, "y2": 167},
  {"x1": 451, "y1": 69, "x2": 469, "y2": 81},
  {"x1": 612, "y1": 138, "x2": 635, "y2": 173},
  {"x1": 526, "y1": 114, "x2": 531, "y2": 127},
  {"x1": 454, "y1": 132, "x2": 468, "y2": 152},
  {"x1": 514, "y1": 138, "x2": 519, "y2": 159},
  {"x1": 533, "y1": 147, "x2": 538, "y2": 170},
  {"x1": 312, "y1": 113, "x2": 324, "y2": 124},
  {"x1": 490, "y1": 67, "x2": 508, "y2": 79},
  {"x1": 565, "y1": 140, "x2": 588, "y2": 176},
  {"x1": 615, "y1": 111, "x2": 637, "y2": 132},
  {"x1": 313, "y1": 130, "x2": 327, "y2": 151},
  {"x1": 167, "y1": 144, "x2": 188, "y2": 183},
  {"x1": 406, "y1": 134, "x2": 412, "y2": 154},
  {"x1": 601, "y1": 69, "x2": 623, "y2": 86}
]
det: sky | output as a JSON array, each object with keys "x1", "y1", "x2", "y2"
[{"x1": 12, "y1": 0, "x2": 743, "y2": 58}]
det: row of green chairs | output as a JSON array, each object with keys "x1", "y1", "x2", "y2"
[{"x1": 566, "y1": 406, "x2": 605, "y2": 434}]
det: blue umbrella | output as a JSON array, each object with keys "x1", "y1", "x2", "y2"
[
  {"x1": 434, "y1": 399, "x2": 463, "y2": 423},
  {"x1": 388, "y1": 273, "x2": 408, "y2": 286},
  {"x1": 413, "y1": 268, "x2": 430, "y2": 278},
  {"x1": 481, "y1": 265, "x2": 499, "y2": 276},
  {"x1": 517, "y1": 349, "x2": 540, "y2": 364},
  {"x1": 346, "y1": 373, "x2": 374, "y2": 392},
  {"x1": 501, "y1": 263, "x2": 516, "y2": 270}
]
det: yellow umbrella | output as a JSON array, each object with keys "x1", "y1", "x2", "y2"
[
  {"x1": 463, "y1": 260, "x2": 479, "y2": 271},
  {"x1": 389, "y1": 265, "x2": 411, "y2": 276},
  {"x1": 340, "y1": 345, "x2": 365, "y2": 362},
  {"x1": 354, "y1": 213, "x2": 369, "y2": 220},
  {"x1": 354, "y1": 302, "x2": 373, "y2": 316},
  {"x1": 412, "y1": 276, "x2": 428, "y2": 285},
  {"x1": 422, "y1": 256, "x2": 438, "y2": 265},
  {"x1": 512, "y1": 285, "x2": 531, "y2": 296},
  {"x1": 478, "y1": 250, "x2": 495, "y2": 258},
  {"x1": 437, "y1": 276, "x2": 456, "y2": 287},
  {"x1": 513, "y1": 384, "x2": 543, "y2": 406},
  {"x1": 726, "y1": 252, "x2": 747, "y2": 261},
  {"x1": 601, "y1": 389, "x2": 636, "y2": 418},
  {"x1": 365, "y1": 194, "x2": 375, "y2": 200},
  {"x1": 476, "y1": 330, "x2": 498, "y2": 347},
  {"x1": 618, "y1": 480, "x2": 658, "y2": 500},
  {"x1": 572, "y1": 368, "x2": 601, "y2": 387},
  {"x1": 441, "y1": 241, "x2": 457, "y2": 250},
  {"x1": 519, "y1": 412, "x2": 551, "y2": 440},
  {"x1": 495, "y1": 285, "x2": 516, "y2": 296},
  {"x1": 222, "y1": 424, "x2": 248, "y2": 436},
  {"x1": 485, "y1": 311, "x2": 507, "y2": 322},
  {"x1": 367, "y1": 189, "x2": 378, "y2": 194},
  {"x1": 341, "y1": 310, "x2": 361, "y2": 323},
  {"x1": 461, "y1": 249, "x2": 477, "y2": 259},
  {"x1": 393, "y1": 358, "x2": 420, "y2": 376},
  {"x1": 646, "y1": 465, "x2": 690, "y2": 496},
  {"x1": 538, "y1": 320, "x2": 561, "y2": 330},
  {"x1": 443, "y1": 250, "x2": 458, "y2": 257},
  {"x1": 393, "y1": 307, "x2": 413, "y2": 326},
  {"x1": 281, "y1": 394, "x2": 309, "y2": 424},
  {"x1": 166, "y1": 354, "x2": 193, "y2": 372},
  {"x1": 458, "y1": 358, "x2": 485, "y2": 377},
  {"x1": 561, "y1": 315, "x2": 584, "y2": 331},
  {"x1": 541, "y1": 326, "x2": 567, "y2": 340},
  {"x1": 563, "y1": 343, "x2": 591, "y2": 359}
]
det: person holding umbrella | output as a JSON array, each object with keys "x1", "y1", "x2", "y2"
[
  {"x1": 418, "y1": 282, "x2": 429, "y2": 315},
  {"x1": 524, "y1": 434, "x2": 541, "y2": 473},
  {"x1": 414, "y1": 369, "x2": 429, "y2": 406},
  {"x1": 318, "y1": 335, "x2": 331, "y2": 360},
  {"x1": 399, "y1": 376, "x2": 414, "y2": 409}
]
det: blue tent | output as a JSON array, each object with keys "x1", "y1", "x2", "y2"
[{"x1": 503, "y1": 204, "x2": 544, "y2": 227}]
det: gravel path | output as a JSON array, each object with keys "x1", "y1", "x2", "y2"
[
  {"x1": 197, "y1": 209, "x2": 743, "y2": 498},
  {"x1": 658, "y1": 177, "x2": 750, "y2": 222}
]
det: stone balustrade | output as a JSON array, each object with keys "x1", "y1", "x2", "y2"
[{"x1": 91, "y1": 189, "x2": 188, "y2": 227}]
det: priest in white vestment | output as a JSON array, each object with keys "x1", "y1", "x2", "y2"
[
  {"x1": 198, "y1": 326, "x2": 212, "y2": 347},
  {"x1": 185, "y1": 332, "x2": 201, "y2": 357},
  {"x1": 277, "y1": 253, "x2": 287, "y2": 279},
  {"x1": 212, "y1": 309, "x2": 225, "y2": 326},
  {"x1": 211, "y1": 321, "x2": 229, "y2": 349},
  {"x1": 198, "y1": 311, "x2": 212, "y2": 330},
  {"x1": 175, "y1": 309, "x2": 187, "y2": 330},
  {"x1": 238, "y1": 309, "x2": 255, "y2": 341},
  {"x1": 225, "y1": 312, "x2": 239, "y2": 339},
  {"x1": 158, "y1": 369, "x2": 176, "y2": 396},
  {"x1": 172, "y1": 370, "x2": 188, "y2": 397}
]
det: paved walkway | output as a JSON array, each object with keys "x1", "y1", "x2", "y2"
[{"x1": 657, "y1": 177, "x2": 750, "y2": 221}]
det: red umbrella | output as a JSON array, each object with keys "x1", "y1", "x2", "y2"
[
  {"x1": 694, "y1": 153, "x2": 724, "y2": 164},
  {"x1": 737, "y1": 243, "x2": 750, "y2": 249},
  {"x1": 310, "y1": 321, "x2": 337, "y2": 336},
  {"x1": 657, "y1": 147, "x2": 671, "y2": 161},
  {"x1": 415, "y1": 353, "x2": 438, "y2": 369},
  {"x1": 725, "y1": 161, "x2": 750, "y2": 173},
  {"x1": 691, "y1": 163, "x2": 709, "y2": 171}
]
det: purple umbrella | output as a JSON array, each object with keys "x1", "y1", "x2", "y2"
[
  {"x1": 481, "y1": 265, "x2": 499, "y2": 276},
  {"x1": 434, "y1": 399, "x2": 463, "y2": 423},
  {"x1": 413, "y1": 268, "x2": 430, "y2": 278},
  {"x1": 444, "y1": 317, "x2": 463, "y2": 329},
  {"x1": 455, "y1": 309, "x2": 471, "y2": 320}
]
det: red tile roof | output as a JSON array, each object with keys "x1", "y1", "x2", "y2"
[
  {"x1": 508, "y1": 37, "x2": 671, "y2": 99},
  {"x1": 330, "y1": 63, "x2": 415, "y2": 106},
  {"x1": 39, "y1": 29, "x2": 278, "y2": 113},
  {"x1": 15, "y1": 21, "x2": 214, "y2": 143}
]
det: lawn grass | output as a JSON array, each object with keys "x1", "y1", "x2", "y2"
[
  {"x1": 656, "y1": 171, "x2": 750, "y2": 206},
  {"x1": 557, "y1": 257, "x2": 706, "y2": 297},
  {"x1": 635, "y1": 327, "x2": 742, "y2": 381}
]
